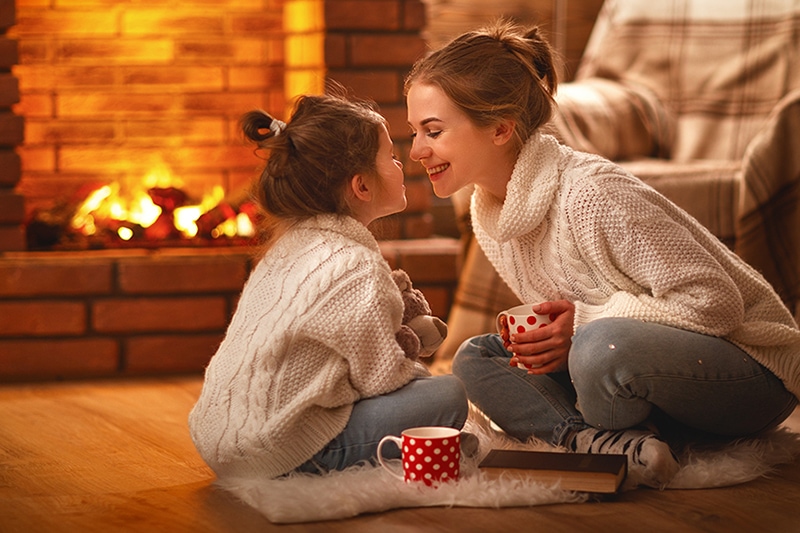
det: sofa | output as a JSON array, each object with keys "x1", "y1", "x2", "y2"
[{"x1": 435, "y1": 0, "x2": 800, "y2": 366}]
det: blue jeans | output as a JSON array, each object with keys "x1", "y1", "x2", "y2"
[
  {"x1": 295, "y1": 375, "x2": 469, "y2": 474},
  {"x1": 452, "y1": 318, "x2": 797, "y2": 448}
]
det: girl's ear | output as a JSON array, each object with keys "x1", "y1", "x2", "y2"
[
  {"x1": 349, "y1": 174, "x2": 372, "y2": 202},
  {"x1": 492, "y1": 119, "x2": 516, "y2": 146}
]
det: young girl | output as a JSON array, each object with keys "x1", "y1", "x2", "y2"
[
  {"x1": 188, "y1": 91, "x2": 469, "y2": 480},
  {"x1": 405, "y1": 21, "x2": 800, "y2": 488}
]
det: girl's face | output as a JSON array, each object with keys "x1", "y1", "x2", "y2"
[
  {"x1": 365, "y1": 123, "x2": 407, "y2": 223},
  {"x1": 407, "y1": 82, "x2": 513, "y2": 199}
]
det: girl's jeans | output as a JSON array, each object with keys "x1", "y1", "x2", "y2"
[
  {"x1": 452, "y1": 318, "x2": 797, "y2": 448},
  {"x1": 295, "y1": 374, "x2": 469, "y2": 474}
]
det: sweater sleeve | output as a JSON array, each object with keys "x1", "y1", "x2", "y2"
[
  {"x1": 299, "y1": 259, "x2": 429, "y2": 401},
  {"x1": 568, "y1": 174, "x2": 746, "y2": 337}
]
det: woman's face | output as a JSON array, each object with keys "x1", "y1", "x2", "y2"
[{"x1": 407, "y1": 82, "x2": 511, "y2": 199}]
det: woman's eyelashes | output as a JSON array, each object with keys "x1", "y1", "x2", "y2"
[{"x1": 409, "y1": 130, "x2": 442, "y2": 140}]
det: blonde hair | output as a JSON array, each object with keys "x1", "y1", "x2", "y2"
[
  {"x1": 405, "y1": 20, "x2": 558, "y2": 149},
  {"x1": 241, "y1": 90, "x2": 385, "y2": 246}
]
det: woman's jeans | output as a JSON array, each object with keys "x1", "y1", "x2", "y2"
[
  {"x1": 295, "y1": 375, "x2": 469, "y2": 474},
  {"x1": 452, "y1": 318, "x2": 797, "y2": 448}
]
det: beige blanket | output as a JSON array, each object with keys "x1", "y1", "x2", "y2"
[{"x1": 735, "y1": 89, "x2": 800, "y2": 321}]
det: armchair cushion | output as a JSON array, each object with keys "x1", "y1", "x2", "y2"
[{"x1": 548, "y1": 78, "x2": 675, "y2": 161}]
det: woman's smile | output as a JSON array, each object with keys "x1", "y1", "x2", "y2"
[{"x1": 426, "y1": 163, "x2": 450, "y2": 180}]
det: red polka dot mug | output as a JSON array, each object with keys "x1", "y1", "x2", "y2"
[
  {"x1": 377, "y1": 426, "x2": 461, "y2": 487},
  {"x1": 496, "y1": 303, "x2": 555, "y2": 369}
]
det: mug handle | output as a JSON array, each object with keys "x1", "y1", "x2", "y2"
[
  {"x1": 377, "y1": 435, "x2": 404, "y2": 481},
  {"x1": 495, "y1": 312, "x2": 506, "y2": 334}
]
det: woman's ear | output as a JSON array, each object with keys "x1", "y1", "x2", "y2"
[
  {"x1": 492, "y1": 119, "x2": 516, "y2": 146},
  {"x1": 349, "y1": 174, "x2": 372, "y2": 202}
]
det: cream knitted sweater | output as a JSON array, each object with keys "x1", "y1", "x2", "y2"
[
  {"x1": 472, "y1": 133, "x2": 800, "y2": 398},
  {"x1": 188, "y1": 214, "x2": 429, "y2": 480}
]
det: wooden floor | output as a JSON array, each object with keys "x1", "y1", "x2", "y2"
[{"x1": 1, "y1": 376, "x2": 799, "y2": 533}]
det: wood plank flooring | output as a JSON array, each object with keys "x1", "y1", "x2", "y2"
[{"x1": 1, "y1": 376, "x2": 798, "y2": 532}]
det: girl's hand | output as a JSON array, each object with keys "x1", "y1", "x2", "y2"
[{"x1": 508, "y1": 299, "x2": 575, "y2": 374}]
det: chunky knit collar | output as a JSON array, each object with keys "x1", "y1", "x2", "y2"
[
  {"x1": 293, "y1": 213, "x2": 381, "y2": 253},
  {"x1": 472, "y1": 133, "x2": 562, "y2": 243}
]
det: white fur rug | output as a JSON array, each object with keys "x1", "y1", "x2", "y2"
[{"x1": 217, "y1": 409, "x2": 800, "y2": 524}]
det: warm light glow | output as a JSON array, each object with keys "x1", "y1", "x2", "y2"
[
  {"x1": 236, "y1": 212, "x2": 255, "y2": 237},
  {"x1": 216, "y1": 218, "x2": 238, "y2": 238},
  {"x1": 69, "y1": 166, "x2": 255, "y2": 243},
  {"x1": 118, "y1": 227, "x2": 134, "y2": 241},
  {"x1": 174, "y1": 185, "x2": 225, "y2": 238},
  {"x1": 127, "y1": 191, "x2": 161, "y2": 228},
  {"x1": 71, "y1": 181, "x2": 163, "y2": 236},
  {"x1": 72, "y1": 186, "x2": 112, "y2": 235},
  {"x1": 143, "y1": 162, "x2": 184, "y2": 190},
  {"x1": 284, "y1": 0, "x2": 325, "y2": 106},
  {"x1": 174, "y1": 205, "x2": 203, "y2": 237}
]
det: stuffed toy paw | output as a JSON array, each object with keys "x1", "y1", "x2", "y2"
[{"x1": 391, "y1": 269, "x2": 448, "y2": 359}]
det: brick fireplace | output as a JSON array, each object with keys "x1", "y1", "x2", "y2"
[
  {"x1": 8, "y1": 0, "x2": 436, "y2": 246},
  {"x1": 0, "y1": 0, "x2": 465, "y2": 381}
]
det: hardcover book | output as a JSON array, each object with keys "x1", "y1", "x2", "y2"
[{"x1": 478, "y1": 449, "x2": 627, "y2": 494}]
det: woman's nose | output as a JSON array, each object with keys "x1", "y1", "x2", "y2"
[{"x1": 409, "y1": 135, "x2": 428, "y2": 162}]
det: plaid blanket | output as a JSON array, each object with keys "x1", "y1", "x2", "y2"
[
  {"x1": 436, "y1": 0, "x2": 800, "y2": 362},
  {"x1": 577, "y1": 0, "x2": 800, "y2": 162},
  {"x1": 735, "y1": 89, "x2": 800, "y2": 319}
]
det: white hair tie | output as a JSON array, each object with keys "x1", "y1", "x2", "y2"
[{"x1": 269, "y1": 118, "x2": 287, "y2": 136}]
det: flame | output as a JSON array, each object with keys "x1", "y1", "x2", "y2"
[
  {"x1": 71, "y1": 182, "x2": 161, "y2": 236},
  {"x1": 174, "y1": 185, "x2": 225, "y2": 238},
  {"x1": 214, "y1": 213, "x2": 255, "y2": 238},
  {"x1": 236, "y1": 212, "x2": 255, "y2": 237},
  {"x1": 143, "y1": 162, "x2": 183, "y2": 190},
  {"x1": 70, "y1": 167, "x2": 253, "y2": 243}
]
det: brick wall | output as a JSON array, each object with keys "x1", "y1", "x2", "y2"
[
  {"x1": 0, "y1": 239, "x2": 459, "y2": 382},
  {"x1": 0, "y1": 0, "x2": 23, "y2": 252},
  {"x1": 324, "y1": 0, "x2": 433, "y2": 239}
]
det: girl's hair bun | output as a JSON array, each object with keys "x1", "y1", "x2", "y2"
[{"x1": 241, "y1": 110, "x2": 285, "y2": 146}]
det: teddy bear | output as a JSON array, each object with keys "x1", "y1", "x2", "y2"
[{"x1": 391, "y1": 269, "x2": 448, "y2": 360}]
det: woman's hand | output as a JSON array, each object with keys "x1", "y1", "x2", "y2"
[{"x1": 508, "y1": 299, "x2": 575, "y2": 374}]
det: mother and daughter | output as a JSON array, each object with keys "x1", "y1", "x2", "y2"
[{"x1": 190, "y1": 20, "x2": 800, "y2": 490}]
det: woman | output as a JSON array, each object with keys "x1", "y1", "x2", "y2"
[
  {"x1": 405, "y1": 21, "x2": 800, "y2": 488},
  {"x1": 189, "y1": 90, "x2": 468, "y2": 481}
]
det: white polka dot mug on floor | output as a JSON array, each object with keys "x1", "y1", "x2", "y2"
[{"x1": 377, "y1": 426, "x2": 461, "y2": 486}]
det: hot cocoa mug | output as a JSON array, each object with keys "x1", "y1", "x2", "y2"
[
  {"x1": 497, "y1": 303, "x2": 556, "y2": 370},
  {"x1": 377, "y1": 426, "x2": 461, "y2": 486}
]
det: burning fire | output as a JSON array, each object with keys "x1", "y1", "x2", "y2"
[{"x1": 69, "y1": 164, "x2": 256, "y2": 245}]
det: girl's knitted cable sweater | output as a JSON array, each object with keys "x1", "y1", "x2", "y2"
[
  {"x1": 188, "y1": 214, "x2": 429, "y2": 480},
  {"x1": 471, "y1": 133, "x2": 800, "y2": 398}
]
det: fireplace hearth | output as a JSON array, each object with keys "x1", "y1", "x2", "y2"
[{"x1": 0, "y1": 238, "x2": 460, "y2": 382}]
